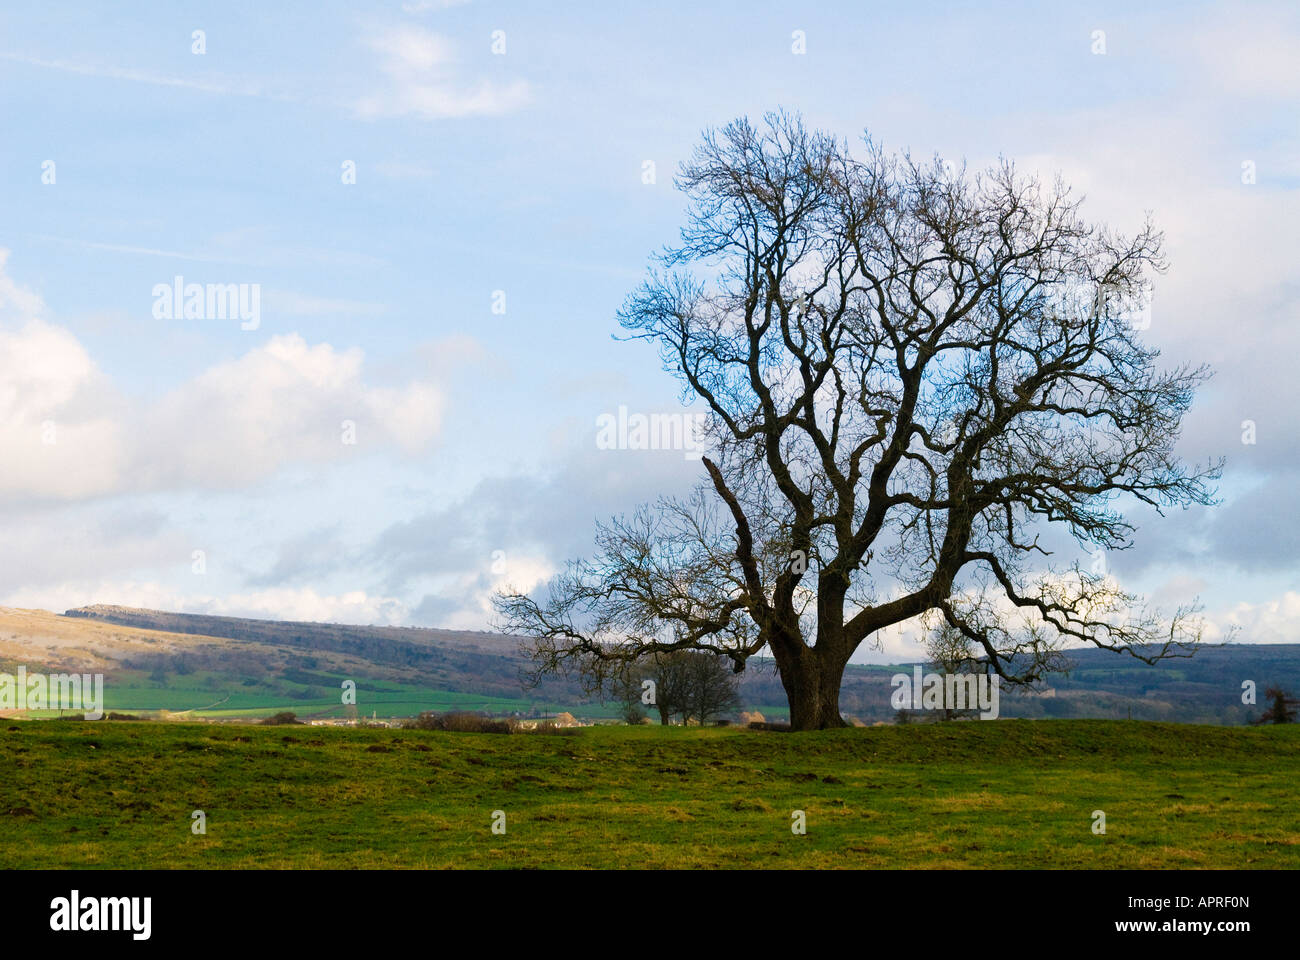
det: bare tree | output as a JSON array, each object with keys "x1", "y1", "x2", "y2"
[
  {"x1": 681, "y1": 651, "x2": 743, "y2": 725},
  {"x1": 608, "y1": 650, "x2": 738, "y2": 725},
  {"x1": 609, "y1": 656, "x2": 683, "y2": 725},
  {"x1": 496, "y1": 111, "x2": 1220, "y2": 730},
  {"x1": 651, "y1": 653, "x2": 693, "y2": 725}
]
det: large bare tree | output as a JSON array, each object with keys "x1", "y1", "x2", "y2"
[{"x1": 496, "y1": 111, "x2": 1220, "y2": 730}]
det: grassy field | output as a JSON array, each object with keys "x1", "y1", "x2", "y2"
[
  {"x1": 0, "y1": 718, "x2": 1295, "y2": 868},
  {"x1": 21, "y1": 668, "x2": 621, "y2": 722}
]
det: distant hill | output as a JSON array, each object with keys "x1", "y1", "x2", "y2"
[
  {"x1": 827, "y1": 644, "x2": 1300, "y2": 726},
  {"x1": 0, "y1": 604, "x2": 1294, "y2": 724},
  {"x1": 57, "y1": 603, "x2": 576, "y2": 703},
  {"x1": 0, "y1": 605, "x2": 584, "y2": 721}
]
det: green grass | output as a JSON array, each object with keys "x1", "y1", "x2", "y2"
[
  {"x1": 0, "y1": 718, "x2": 1295, "y2": 868},
  {"x1": 88, "y1": 670, "x2": 613, "y2": 720}
]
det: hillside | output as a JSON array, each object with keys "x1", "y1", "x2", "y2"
[
  {"x1": 60, "y1": 603, "x2": 543, "y2": 697},
  {"x1": 829, "y1": 643, "x2": 1300, "y2": 726},
  {"x1": 0, "y1": 606, "x2": 585, "y2": 721},
  {"x1": 0, "y1": 605, "x2": 1296, "y2": 724}
]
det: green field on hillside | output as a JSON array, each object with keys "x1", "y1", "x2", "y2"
[
  {"x1": 56, "y1": 669, "x2": 622, "y2": 721},
  {"x1": 0, "y1": 719, "x2": 1295, "y2": 868}
]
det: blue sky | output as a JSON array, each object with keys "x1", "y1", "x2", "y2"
[{"x1": 1, "y1": 0, "x2": 1297, "y2": 661}]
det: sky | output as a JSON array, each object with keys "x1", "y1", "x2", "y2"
[{"x1": 0, "y1": 0, "x2": 1296, "y2": 662}]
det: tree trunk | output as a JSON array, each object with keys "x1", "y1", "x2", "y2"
[
  {"x1": 780, "y1": 647, "x2": 850, "y2": 731},
  {"x1": 657, "y1": 705, "x2": 670, "y2": 725}
]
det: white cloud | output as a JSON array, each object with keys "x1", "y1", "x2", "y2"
[
  {"x1": 1209, "y1": 591, "x2": 1300, "y2": 644},
  {"x1": 0, "y1": 255, "x2": 448, "y2": 501},
  {"x1": 0, "y1": 250, "x2": 45, "y2": 318},
  {"x1": 0, "y1": 580, "x2": 187, "y2": 617},
  {"x1": 370, "y1": 25, "x2": 456, "y2": 72},
  {"x1": 0, "y1": 260, "x2": 125, "y2": 498},
  {"x1": 138, "y1": 333, "x2": 444, "y2": 489},
  {"x1": 0, "y1": 320, "x2": 126, "y2": 499},
  {"x1": 206, "y1": 586, "x2": 409, "y2": 625},
  {"x1": 355, "y1": 25, "x2": 529, "y2": 120},
  {"x1": 414, "y1": 553, "x2": 555, "y2": 630}
]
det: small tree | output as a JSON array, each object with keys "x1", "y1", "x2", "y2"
[
  {"x1": 260, "y1": 711, "x2": 301, "y2": 725},
  {"x1": 606, "y1": 653, "x2": 691, "y2": 725},
  {"x1": 1253, "y1": 687, "x2": 1298, "y2": 725},
  {"x1": 651, "y1": 653, "x2": 694, "y2": 725},
  {"x1": 681, "y1": 650, "x2": 743, "y2": 724},
  {"x1": 605, "y1": 650, "x2": 740, "y2": 724}
]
